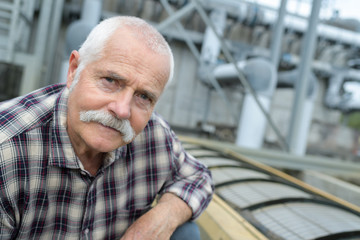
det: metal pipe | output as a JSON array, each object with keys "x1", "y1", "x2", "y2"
[
  {"x1": 44, "y1": 0, "x2": 65, "y2": 85},
  {"x1": 81, "y1": 0, "x2": 102, "y2": 26},
  {"x1": 19, "y1": 0, "x2": 53, "y2": 95},
  {"x1": 270, "y1": 0, "x2": 288, "y2": 67},
  {"x1": 59, "y1": 0, "x2": 103, "y2": 84},
  {"x1": 287, "y1": 0, "x2": 322, "y2": 155},
  {"x1": 6, "y1": 0, "x2": 20, "y2": 62},
  {"x1": 200, "y1": 8, "x2": 227, "y2": 65},
  {"x1": 200, "y1": 8, "x2": 238, "y2": 122},
  {"x1": 192, "y1": 0, "x2": 289, "y2": 151}
]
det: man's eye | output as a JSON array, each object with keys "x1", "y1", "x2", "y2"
[
  {"x1": 139, "y1": 94, "x2": 149, "y2": 100},
  {"x1": 135, "y1": 92, "x2": 153, "y2": 110},
  {"x1": 97, "y1": 77, "x2": 119, "y2": 92},
  {"x1": 105, "y1": 77, "x2": 115, "y2": 83}
]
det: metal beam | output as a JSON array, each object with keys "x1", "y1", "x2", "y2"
[
  {"x1": 157, "y1": 1, "x2": 196, "y2": 32},
  {"x1": 159, "y1": 0, "x2": 201, "y2": 61}
]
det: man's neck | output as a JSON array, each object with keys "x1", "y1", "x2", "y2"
[
  {"x1": 66, "y1": 123, "x2": 105, "y2": 176},
  {"x1": 77, "y1": 151, "x2": 104, "y2": 176}
]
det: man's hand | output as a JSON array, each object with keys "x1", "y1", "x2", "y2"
[{"x1": 120, "y1": 193, "x2": 192, "y2": 240}]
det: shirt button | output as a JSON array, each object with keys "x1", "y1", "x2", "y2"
[{"x1": 84, "y1": 228, "x2": 89, "y2": 234}]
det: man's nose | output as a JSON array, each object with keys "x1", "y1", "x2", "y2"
[{"x1": 108, "y1": 92, "x2": 132, "y2": 119}]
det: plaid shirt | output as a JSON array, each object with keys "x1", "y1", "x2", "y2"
[{"x1": 0, "y1": 84, "x2": 213, "y2": 239}]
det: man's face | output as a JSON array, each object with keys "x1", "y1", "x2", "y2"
[{"x1": 66, "y1": 29, "x2": 170, "y2": 153}]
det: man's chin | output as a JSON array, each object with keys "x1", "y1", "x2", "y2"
[{"x1": 85, "y1": 136, "x2": 122, "y2": 152}]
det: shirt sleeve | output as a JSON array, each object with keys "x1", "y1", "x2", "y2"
[{"x1": 161, "y1": 129, "x2": 214, "y2": 220}]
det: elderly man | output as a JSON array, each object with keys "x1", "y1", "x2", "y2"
[{"x1": 0, "y1": 16, "x2": 213, "y2": 239}]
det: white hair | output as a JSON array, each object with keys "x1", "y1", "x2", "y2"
[{"x1": 71, "y1": 16, "x2": 174, "y2": 89}]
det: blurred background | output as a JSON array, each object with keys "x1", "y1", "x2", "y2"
[{"x1": 2, "y1": 0, "x2": 360, "y2": 186}]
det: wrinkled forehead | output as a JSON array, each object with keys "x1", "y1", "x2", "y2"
[
  {"x1": 106, "y1": 28, "x2": 171, "y2": 79},
  {"x1": 98, "y1": 29, "x2": 170, "y2": 89}
]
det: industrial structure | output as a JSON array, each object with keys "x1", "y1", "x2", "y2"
[
  {"x1": 1, "y1": 0, "x2": 360, "y2": 157},
  {"x1": 2, "y1": 0, "x2": 360, "y2": 238}
]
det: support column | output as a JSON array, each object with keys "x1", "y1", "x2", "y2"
[{"x1": 287, "y1": 0, "x2": 322, "y2": 155}]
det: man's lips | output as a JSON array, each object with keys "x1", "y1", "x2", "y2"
[
  {"x1": 97, "y1": 122, "x2": 119, "y2": 132},
  {"x1": 96, "y1": 122, "x2": 129, "y2": 137}
]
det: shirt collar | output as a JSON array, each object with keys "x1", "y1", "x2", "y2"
[{"x1": 49, "y1": 87, "x2": 80, "y2": 169}]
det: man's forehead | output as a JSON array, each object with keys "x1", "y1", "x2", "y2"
[{"x1": 95, "y1": 28, "x2": 170, "y2": 95}]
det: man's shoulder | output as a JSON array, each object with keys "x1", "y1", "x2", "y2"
[
  {"x1": 0, "y1": 84, "x2": 65, "y2": 144},
  {"x1": 149, "y1": 112, "x2": 170, "y2": 127},
  {"x1": 133, "y1": 112, "x2": 177, "y2": 147},
  {"x1": 146, "y1": 112, "x2": 173, "y2": 134}
]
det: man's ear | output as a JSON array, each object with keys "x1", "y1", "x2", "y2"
[{"x1": 66, "y1": 50, "x2": 80, "y2": 89}]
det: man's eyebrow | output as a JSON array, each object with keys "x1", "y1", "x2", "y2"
[
  {"x1": 106, "y1": 71, "x2": 127, "y2": 82},
  {"x1": 104, "y1": 70, "x2": 159, "y2": 102}
]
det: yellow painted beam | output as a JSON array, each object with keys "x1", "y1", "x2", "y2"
[
  {"x1": 226, "y1": 149, "x2": 360, "y2": 214},
  {"x1": 197, "y1": 195, "x2": 268, "y2": 240}
]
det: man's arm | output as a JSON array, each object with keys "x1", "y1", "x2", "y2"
[
  {"x1": 120, "y1": 193, "x2": 192, "y2": 240},
  {"x1": 120, "y1": 115, "x2": 214, "y2": 239}
]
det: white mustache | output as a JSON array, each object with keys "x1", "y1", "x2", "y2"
[{"x1": 79, "y1": 110, "x2": 135, "y2": 143}]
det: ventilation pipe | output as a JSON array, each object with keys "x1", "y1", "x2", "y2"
[
  {"x1": 59, "y1": 0, "x2": 103, "y2": 83},
  {"x1": 213, "y1": 58, "x2": 277, "y2": 148}
]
